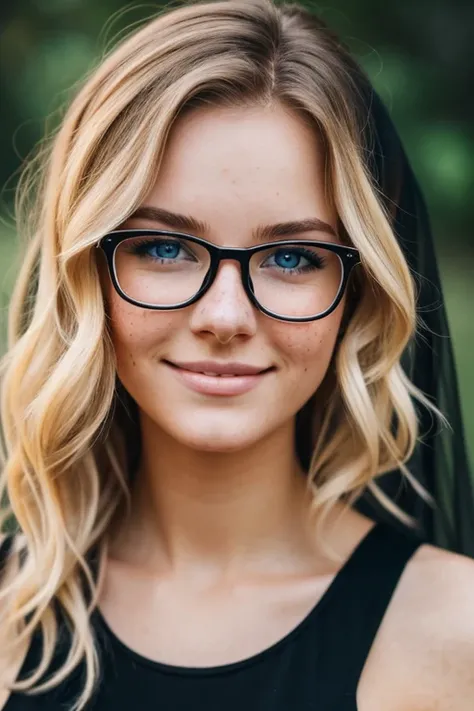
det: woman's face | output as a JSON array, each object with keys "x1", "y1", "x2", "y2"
[{"x1": 105, "y1": 102, "x2": 346, "y2": 453}]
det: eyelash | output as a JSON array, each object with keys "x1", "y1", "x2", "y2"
[{"x1": 263, "y1": 246, "x2": 327, "y2": 273}]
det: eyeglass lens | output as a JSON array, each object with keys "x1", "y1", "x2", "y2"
[{"x1": 113, "y1": 234, "x2": 343, "y2": 318}]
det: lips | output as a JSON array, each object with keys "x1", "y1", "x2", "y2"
[{"x1": 163, "y1": 360, "x2": 275, "y2": 396}]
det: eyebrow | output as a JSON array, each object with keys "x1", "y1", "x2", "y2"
[{"x1": 128, "y1": 206, "x2": 337, "y2": 242}]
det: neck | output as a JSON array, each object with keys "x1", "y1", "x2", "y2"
[{"x1": 110, "y1": 413, "x2": 319, "y2": 580}]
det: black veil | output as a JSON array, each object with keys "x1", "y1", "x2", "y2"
[{"x1": 353, "y1": 89, "x2": 474, "y2": 557}]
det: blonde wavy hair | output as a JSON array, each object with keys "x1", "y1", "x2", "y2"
[{"x1": 0, "y1": 0, "x2": 445, "y2": 707}]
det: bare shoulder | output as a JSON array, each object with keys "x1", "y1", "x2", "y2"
[
  {"x1": 403, "y1": 543, "x2": 474, "y2": 646},
  {"x1": 404, "y1": 542, "x2": 474, "y2": 608},
  {"x1": 358, "y1": 542, "x2": 474, "y2": 711}
]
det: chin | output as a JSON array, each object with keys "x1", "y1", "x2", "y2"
[{"x1": 163, "y1": 411, "x2": 272, "y2": 453}]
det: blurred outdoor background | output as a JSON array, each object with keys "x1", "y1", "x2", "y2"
[{"x1": 0, "y1": 0, "x2": 472, "y2": 466}]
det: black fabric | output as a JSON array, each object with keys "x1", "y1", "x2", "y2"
[
  {"x1": 0, "y1": 533, "x2": 14, "y2": 574},
  {"x1": 351, "y1": 87, "x2": 474, "y2": 558},
  {"x1": 2, "y1": 523, "x2": 423, "y2": 710}
]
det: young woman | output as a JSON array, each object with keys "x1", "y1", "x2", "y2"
[{"x1": 1, "y1": 1, "x2": 473, "y2": 709}]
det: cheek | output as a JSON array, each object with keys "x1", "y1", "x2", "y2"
[
  {"x1": 271, "y1": 312, "x2": 341, "y2": 374},
  {"x1": 271, "y1": 320, "x2": 340, "y2": 414},
  {"x1": 107, "y1": 292, "x2": 177, "y2": 368}
]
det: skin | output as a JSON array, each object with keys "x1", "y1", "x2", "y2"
[{"x1": 3, "y1": 102, "x2": 472, "y2": 709}]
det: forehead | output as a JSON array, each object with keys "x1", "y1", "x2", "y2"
[{"x1": 138, "y1": 103, "x2": 336, "y2": 242}]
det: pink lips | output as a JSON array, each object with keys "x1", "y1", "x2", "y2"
[{"x1": 164, "y1": 360, "x2": 274, "y2": 396}]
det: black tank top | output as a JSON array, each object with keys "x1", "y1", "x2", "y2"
[{"x1": 1, "y1": 522, "x2": 423, "y2": 710}]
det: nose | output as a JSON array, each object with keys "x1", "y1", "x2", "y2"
[{"x1": 188, "y1": 260, "x2": 258, "y2": 345}]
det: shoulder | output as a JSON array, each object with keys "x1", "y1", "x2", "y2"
[
  {"x1": 405, "y1": 543, "x2": 474, "y2": 644},
  {"x1": 402, "y1": 544, "x2": 474, "y2": 709},
  {"x1": 360, "y1": 541, "x2": 474, "y2": 711},
  {"x1": 401, "y1": 542, "x2": 474, "y2": 641}
]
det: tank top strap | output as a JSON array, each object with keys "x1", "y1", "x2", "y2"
[{"x1": 319, "y1": 521, "x2": 424, "y2": 709}]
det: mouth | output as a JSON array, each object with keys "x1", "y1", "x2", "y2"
[{"x1": 163, "y1": 360, "x2": 276, "y2": 396}]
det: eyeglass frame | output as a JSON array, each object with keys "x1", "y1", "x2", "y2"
[{"x1": 97, "y1": 228, "x2": 361, "y2": 323}]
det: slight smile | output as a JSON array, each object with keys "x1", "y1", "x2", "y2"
[{"x1": 163, "y1": 360, "x2": 276, "y2": 396}]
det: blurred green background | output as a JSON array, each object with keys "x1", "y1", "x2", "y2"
[{"x1": 0, "y1": 0, "x2": 472, "y2": 465}]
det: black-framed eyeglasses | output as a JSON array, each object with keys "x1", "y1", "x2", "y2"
[{"x1": 97, "y1": 229, "x2": 361, "y2": 322}]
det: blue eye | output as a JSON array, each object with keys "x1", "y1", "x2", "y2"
[
  {"x1": 262, "y1": 247, "x2": 326, "y2": 274},
  {"x1": 126, "y1": 237, "x2": 197, "y2": 263},
  {"x1": 150, "y1": 242, "x2": 181, "y2": 259},
  {"x1": 273, "y1": 250, "x2": 307, "y2": 269}
]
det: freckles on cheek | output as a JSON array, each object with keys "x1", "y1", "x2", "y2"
[
  {"x1": 281, "y1": 326, "x2": 339, "y2": 402},
  {"x1": 275, "y1": 322, "x2": 338, "y2": 365},
  {"x1": 109, "y1": 302, "x2": 181, "y2": 370}
]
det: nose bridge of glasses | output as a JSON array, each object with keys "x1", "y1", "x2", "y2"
[
  {"x1": 208, "y1": 249, "x2": 251, "y2": 295},
  {"x1": 211, "y1": 244, "x2": 252, "y2": 265},
  {"x1": 204, "y1": 244, "x2": 251, "y2": 289}
]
